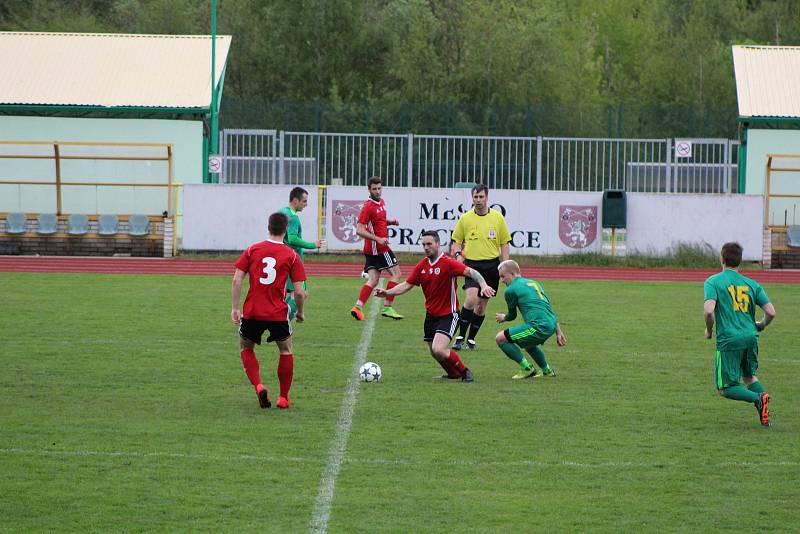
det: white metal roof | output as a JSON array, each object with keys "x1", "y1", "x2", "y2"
[
  {"x1": 733, "y1": 45, "x2": 800, "y2": 119},
  {"x1": 0, "y1": 32, "x2": 231, "y2": 109}
]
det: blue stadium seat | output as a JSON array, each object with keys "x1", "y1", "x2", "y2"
[
  {"x1": 454, "y1": 181, "x2": 478, "y2": 189},
  {"x1": 37, "y1": 213, "x2": 58, "y2": 235},
  {"x1": 4, "y1": 212, "x2": 28, "y2": 234},
  {"x1": 128, "y1": 214, "x2": 150, "y2": 236},
  {"x1": 788, "y1": 225, "x2": 800, "y2": 248},
  {"x1": 98, "y1": 214, "x2": 119, "y2": 236},
  {"x1": 67, "y1": 214, "x2": 89, "y2": 235}
]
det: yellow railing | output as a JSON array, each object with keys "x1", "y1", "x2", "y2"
[{"x1": 0, "y1": 140, "x2": 176, "y2": 217}]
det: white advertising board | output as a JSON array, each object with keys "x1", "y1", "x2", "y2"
[
  {"x1": 182, "y1": 184, "x2": 319, "y2": 250},
  {"x1": 326, "y1": 186, "x2": 602, "y2": 255}
]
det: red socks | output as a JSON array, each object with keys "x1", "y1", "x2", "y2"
[
  {"x1": 447, "y1": 350, "x2": 467, "y2": 374},
  {"x1": 278, "y1": 353, "x2": 294, "y2": 399},
  {"x1": 240, "y1": 349, "x2": 262, "y2": 390},
  {"x1": 438, "y1": 355, "x2": 461, "y2": 378},
  {"x1": 356, "y1": 284, "x2": 373, "y2": 307},
  {"x1": 385, "y1": 280, "x2": 398, "y2": 306}
]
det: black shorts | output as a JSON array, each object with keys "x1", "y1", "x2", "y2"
[
  {"x1": 423, "y1": 312, "x2": 460, "y2": 342},
  {"x1": 363, "y1": 250, "x2": 399, "y2": 272},
  {"x1": 239, "y1": 317, "x2": 292, "y2": 345},
  {"x1": 462, "y1": 258, "x2": 500, "y2": 299}
]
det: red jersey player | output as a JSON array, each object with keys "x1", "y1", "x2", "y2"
[
  {"x1": 350, "y1": 176, "x2": 404, "y2": 321},
  {"x1": 231, "y1": 211, "x2": 307, "y2": 409},
  {"x1": 375, "y1": 230, "x2": 495, "y2": 381}
]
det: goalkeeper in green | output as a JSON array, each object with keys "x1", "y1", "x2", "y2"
[
  {"x1": 494, "y1": 260, "x2": 567, "y2": 379},
  {"x1": 280, "y1": 187, "x2": 324, "y2": 320}
]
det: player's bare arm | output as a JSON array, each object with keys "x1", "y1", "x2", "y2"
[
  {"x1": 464, "y1": 267, "x2": 495, "y2": 298},
  {"x1": 387, "y1": 218, "x2": 399, "y2": 226},
  {"x1": 231, "y1": 268, "x2": 246, "y2": 324},
  {"x1": 450, "y1": 242, "x2": 465, "y2": 262},
  {"x1": 356, "y1": 222, "x2": 388, "y2": 245},
  {"x1": 556, "y1": 324, "x2": 567, "y2": 346},
  {"x1": 756, "y1": 302, "x2": 776, "y2": 331},
  {"x1": 703, "y1": 299, "x2": 716, "y2": 338},
  {"x1": 293, "y1": 281, "x2": 307, "y2": 323},
  {"x1": 375, "y1": 281, "x2": 413, "y2": 298},
  {"x1": 495, "y1": 312, "x2": 506, "y2": 323},
  {"x1": 500, "y1": 243, "x2": 510, "y2": 261}
]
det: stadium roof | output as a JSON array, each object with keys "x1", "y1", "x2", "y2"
[
  {"x1": 0, "y1": 31, "x2": 231, "y2": 111},
  {"x1": 733, "y1": 45, "x2": 800, "y2": 120}
]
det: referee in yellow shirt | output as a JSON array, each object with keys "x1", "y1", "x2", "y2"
[{"x1": 450, "y1": 183, "x2": 511, "y2": 350}]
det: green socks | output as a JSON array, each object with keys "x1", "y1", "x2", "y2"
[
  {"x1": 747, "y1": 381, "x2": 766, "y2": 394},
  {"x1": 721, "y1": 385, "x2": 759, "y2": 403},
  {"x1": 499, "y1": 343, "x2": 531, "y2": 370},
  {"x1": 524, "y1": 344, "x2": 550, "y2": 373}
]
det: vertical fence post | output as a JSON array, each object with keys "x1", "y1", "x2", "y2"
[
  {"x1": 53, "y1": 143, "x2": 62, "y2": 215},
  {"x1": 665, "y1": 138, "x2": 672, "y2": 193},
  {"x1": 219, "y1": 130, "x2": 225, "y2": 184},
  {"x1": 535, "y1": 136, "x2": 542, "y2": 190},
  {"x1": 407, "y1": 133, "x2": 414, "y2": 187},
  {"x1": 724, "y1": 139, "x2": 731, "y2": 194},
  {"x1": 279, "y1": 130, "x2": 285, "y2": 185}
]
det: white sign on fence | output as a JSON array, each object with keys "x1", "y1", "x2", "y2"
[{"x1": 675, "y1": 140, "x2": 693, "y2": 158}]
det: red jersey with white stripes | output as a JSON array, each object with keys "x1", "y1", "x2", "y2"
[
  {"x1": 358, "y1": 197, "x2": 390, "y2": 255},
  {"x1": 234, "y1": 239, "x2": 307, "y2": 321},
  {"x1": 406, "y1": 253, "x2": 468, "y2": 316}
]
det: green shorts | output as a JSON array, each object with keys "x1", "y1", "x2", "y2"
[
  {"x1": 504, "y1": 323, "x2": 553, "y2": 347},
  {"x1": 714, "y1": 346, "x2": 759, "y2": 390}
]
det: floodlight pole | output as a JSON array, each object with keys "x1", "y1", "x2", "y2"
[{"x1": 209, "y1": 0, "x2": 219, "y2": 183}]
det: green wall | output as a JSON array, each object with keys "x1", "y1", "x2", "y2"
[
  {"x1": 745, "y1": 128, "x2": 800, "y2": 226},
  {"x1": 0, "y1": 116, "x2": 201, "y2": 216}
]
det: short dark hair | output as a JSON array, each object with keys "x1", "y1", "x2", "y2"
[
  {"x1": 421, "y1": 230, "x2": 440, "y2": 243},
  {"x1": 368, "y1": 176, "x2": 382, "y2": 188},
  {"x1": 720, "y1": 242, "x2": 743, "y2": 267},
  {"x1": 268, "y1": 212, "x2": 289, "y2": 236},
  {"x1": 471, "y1": 183, "x2": 488, "y2": 195},
  {"x1": 289, "y1": 186, "x2": 308, "y2": 202}
]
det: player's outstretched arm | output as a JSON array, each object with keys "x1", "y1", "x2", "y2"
[
  {"x1": 375, "y1": 281, "x2": 413, "y2": 298},
  {"x1": 231, "y1": 268, "x2": 246, "y2": 324},
  {"x1": 703, "y1": 299, "x2": 716, "y2": 338},
  {"x1": 757, "y1": 302, "x2": 776, "y2": 331},
  {"x1": 464, "y1": 267, "x2": 495, "y2": 298}
]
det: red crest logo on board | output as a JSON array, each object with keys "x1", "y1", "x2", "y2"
[
  {"x1": 558, "y1": 205, "x2": 598, "y2": 249},
  {"x1": 331, "y1": 200, "x2": 363, "y2": 243}
]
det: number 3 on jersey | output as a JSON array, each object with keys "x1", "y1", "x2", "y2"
[
  {"x1": 727, "y1": 284, "x2": 750, "y2": 313},
  {"x1": 260, "y1": 257, "x2": 277, "y2": 285}
]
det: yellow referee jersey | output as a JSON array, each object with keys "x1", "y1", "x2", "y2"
[{"x1": 451, "y1": 208, "x2": 511, "y2": 260}]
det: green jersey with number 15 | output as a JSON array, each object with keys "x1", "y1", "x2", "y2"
[{"x1": 703, "y1": 269, "x2": 770, "y2": 350}]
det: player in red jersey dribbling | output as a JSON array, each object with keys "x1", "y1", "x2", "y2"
[{"x1": 375, "y1": 230, "x2": 495, "y2": 381}]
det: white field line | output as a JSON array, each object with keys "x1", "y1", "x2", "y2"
[
  {"x1": 2, "y1": 447, "x2": 799, "y2": 469},
  {"x1": 308, "y1": 284, "x2": 383, "y2": 534}
]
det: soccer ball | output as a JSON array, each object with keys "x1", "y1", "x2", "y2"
[{"x1": 359, "y1": 362, "x2": 382, "y2": 382}]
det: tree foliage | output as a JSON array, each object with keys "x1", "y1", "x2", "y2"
[{"x1": 3, "y1": 0, "x2": 799, "y2": 136}]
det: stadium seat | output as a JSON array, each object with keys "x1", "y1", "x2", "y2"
[
  {"x1": 454, "y1": 181, "x2": 478, "y2": 189},
  {"x1": 37, "y1": 213, "x2": 58, "y2": 235},
  {"x1": 4, "y1": 212, "x2": 28, "y2": 234},
  {"x1": 67, "y1": 214, "x2": 90, "y2": 235},
  {"x1": 788, "y1": 225, "x2": 800, "y2": 248},
  {"x1": 98, "y1": 214, "x2": 119, "y2": 236},
  {"x1": 128, "y1": 214, "x2": 150, "y2": 236}
]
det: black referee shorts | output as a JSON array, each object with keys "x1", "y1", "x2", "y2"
[{"x1": 462, "y1": 258, "x2": 500, "y2": 298}]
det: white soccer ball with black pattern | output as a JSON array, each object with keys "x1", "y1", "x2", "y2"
[{"x1": 359, "y1": 362, "x2": 382, "y2": 382}]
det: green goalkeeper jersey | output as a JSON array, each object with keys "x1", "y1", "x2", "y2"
[
  {"x1": 504, "y1": 276, "x2": 558, "y2": 331},
  {"x1": 279, "y1": 206, "x2": 316, "y2": 261},
  {"x1": 703, "y1": 268, "x2": 770, "y2": 351}
]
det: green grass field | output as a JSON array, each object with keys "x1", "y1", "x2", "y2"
[{"x1": 2, "y1": 272, "x2": 799, "y2": 533}]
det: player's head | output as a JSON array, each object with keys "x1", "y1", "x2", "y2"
[
  {"x1": 268, "y1": 211, "x2": 289, "y2": 238},
  {"x1": 720, "y1": 242, "x2": 743, "y2": 268},
  {"x1": 497, "y1": 259, "x2": 520, "y2": 286},
  {"x1": 367, "y1": 176, "x2": 382, "y2": 200},
  {"x1": 471, "y1": 183, "x2": 488, "y2": 213},
  {"x1": 421, "y1": 230, "x2": 441, "y2": 259},
  {"x1": 289, "y1": 187, "x2": 309, "y2": 211}
]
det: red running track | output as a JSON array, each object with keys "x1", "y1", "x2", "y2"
[{"x1": 2, "y1": 256, "x2": 800, "y2": 283}]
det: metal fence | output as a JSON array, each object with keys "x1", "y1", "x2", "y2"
[{"x1": 219, "y1": 129, "x2": 739, "y2": 193}]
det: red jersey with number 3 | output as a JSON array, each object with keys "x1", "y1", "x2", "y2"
[
  {"x1": 358, "y1": 197, "x2": 390, "y2": 255},
  {"x1": 235, "y1": 239, "x2": 307, "y2": 321},
  {"x1": 406, "y1": 253, "x2": 467, "y2": 316}
]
